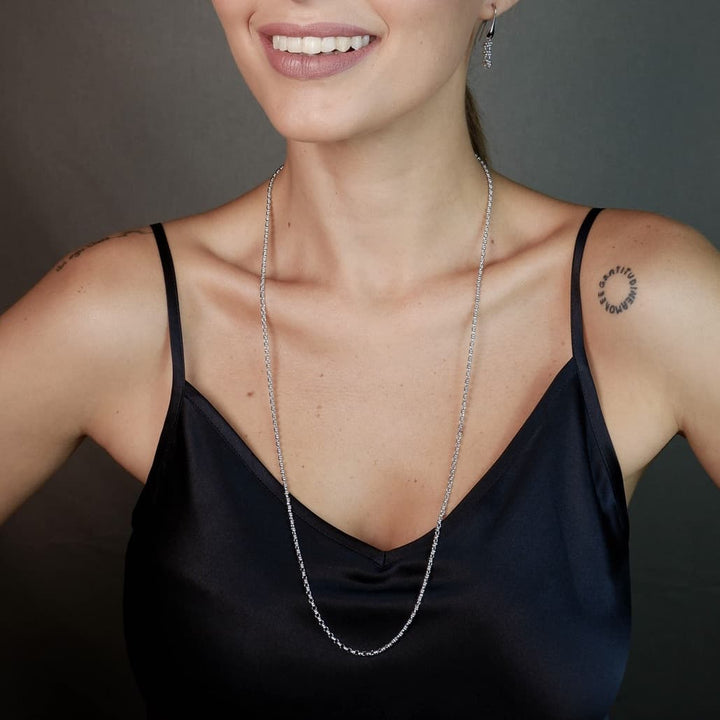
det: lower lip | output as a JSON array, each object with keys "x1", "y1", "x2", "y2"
[{"x1": 260, "y1": 35, "x2": 378, "y2": 80}]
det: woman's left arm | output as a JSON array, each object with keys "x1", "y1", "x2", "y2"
[
  {"x1": 583, "y1": 210, "x2": 720, "y2": 489},
  {"x1": 661, "y1": 224, "x2": 720, "y2": 485}
]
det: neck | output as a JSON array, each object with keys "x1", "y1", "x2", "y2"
[{"x1": 268, "y1": 95, "x2": 492, "y2": 298}]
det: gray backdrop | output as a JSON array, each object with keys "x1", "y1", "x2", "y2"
[{"x1": 1, "y1": 1, "x2": 719, "y2": 717}]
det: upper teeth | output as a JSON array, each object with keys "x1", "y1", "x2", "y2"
[{"x1": 272, "y1": 35, "x2": 371, "y2": 55}]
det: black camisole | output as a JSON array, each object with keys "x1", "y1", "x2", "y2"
[{"x1": 123, "y1": 207, "x2": 630, "y2": 719}]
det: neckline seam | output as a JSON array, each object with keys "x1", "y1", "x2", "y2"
[{"x1": 181, "y1": 359, "x2": 577, "y2": 563}]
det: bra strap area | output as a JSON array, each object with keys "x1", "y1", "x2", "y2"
[
  {"x1": 131, "y1": 224, "x2": 187, "y2": 524},
  {"x1": 151, "y1": 222, "x2": 186, "y2": 398},
  {"x1": 569, "y1": 207, "x2": 628, "y2": 537},
  {"x1": 570, "y1": 207, "x2": 604, "y2": 364}
]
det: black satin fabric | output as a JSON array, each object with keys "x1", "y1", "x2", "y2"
[{"x1": 124, "y1": 209, "x2": 630, "y2": 719}]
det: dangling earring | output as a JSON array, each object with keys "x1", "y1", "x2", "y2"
[{"x1": 482, "y1": 6, "x2": 497, "y2": 69}]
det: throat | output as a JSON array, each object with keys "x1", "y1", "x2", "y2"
[{"x1": 266, "y1": 155, "x2": 493, "y2": 296}]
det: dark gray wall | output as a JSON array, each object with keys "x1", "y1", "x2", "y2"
[{"x1": 1, "y1": 1, "x2": 718, "y2": 717}]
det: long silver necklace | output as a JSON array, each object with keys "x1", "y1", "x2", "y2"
[{"x1": 259, "y1": 156, "x2": 493, "y2": 656}]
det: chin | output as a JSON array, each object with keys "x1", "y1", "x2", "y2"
[{"x1": 264, "y1": 102, "x2": 376, "y2": 146}]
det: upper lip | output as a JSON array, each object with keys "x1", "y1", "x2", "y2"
[{"x1": 257, "y1": 23, "x2": 375, "y2": 38}]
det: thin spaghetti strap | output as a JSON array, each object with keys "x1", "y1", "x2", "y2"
[
  {"x1": 570, "y1": 207, "x2": 604, "y2": 364},
  {"x1": 569, "y1": 208, "x2": 628, "y2": 536},
  {"x1": 151, "y1": 223, "x2": 186, "y2": 391},
  {"x1": 131, "y1": 225, "x2": 187, "y2": 523}
]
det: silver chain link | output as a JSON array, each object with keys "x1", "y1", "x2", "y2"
[{"x1": 259, "y1": 157, "x2": 494, "y2": 656}]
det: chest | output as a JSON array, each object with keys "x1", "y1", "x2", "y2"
[
  {"x1": 125, "y1": 369, "x2": 631, "y2": 718},
  {"x1": 182, "y1": 284, "x2": 571, "y2": 551}
]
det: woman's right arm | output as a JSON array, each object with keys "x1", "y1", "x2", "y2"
[{"x1": 0, "y1": 229, "x2": 165, "y2": 524}]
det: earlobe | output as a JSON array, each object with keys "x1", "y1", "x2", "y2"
[
  {"x1": 480, "y1": 0, "x2": 520, "y2": 21},
  {"x1": 478, "y1": 1, "x2": 496, "y2": 21}
]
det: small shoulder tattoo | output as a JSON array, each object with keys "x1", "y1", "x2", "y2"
[
  {"x1": 54, "y1": 227, "x2": 152, "y2": 272},
  {"x1": 597, "y1": 265, "x2": 638, "y2": 315}
]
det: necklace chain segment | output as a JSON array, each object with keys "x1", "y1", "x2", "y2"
[{"x1": 259, "y1": 157, "x2": 494, "y2": 656}]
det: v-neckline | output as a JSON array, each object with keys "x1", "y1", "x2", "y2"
[{"x1": 179, "y1": 358, "x2": 577, "y2": 565}]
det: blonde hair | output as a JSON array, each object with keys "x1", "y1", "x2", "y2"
[{"x1": 465, "y1": 85, "x2": 489, "y2": 162}]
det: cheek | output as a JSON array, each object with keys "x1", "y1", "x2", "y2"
[
  {"x1": 211, "y1": 0, "x2": 253, "y2": 45},
  {"x1": 383, "y1": 11, "x2": 476, "y2": 96},
  {"x1": 381, "y1": 0, "x2": 479, "y2": 71},
  {"x1": 210, "y1": 1, "x2": 256, "y2": 73},
  {"x1": 211, "y1": 0, "x2": 240, "y2": 19}
]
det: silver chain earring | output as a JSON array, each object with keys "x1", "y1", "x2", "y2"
[{"x1": 481, "y1": 6, "x2": 497, "y2": 69}]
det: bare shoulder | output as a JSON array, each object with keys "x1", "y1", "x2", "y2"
[
  {"x1": 17, "y1": 181, "x2": 270, "y2": 397},
  {"x1": 584, "y1": 207, "x2": 714, "y2": 264},
  {"x1": 579, "y1": 207, "x2": 720, "y2": 484},
  {"x1": 52, "y1": 226, "x2": 156, "y2": 273},
  {"x1": 580, "y1": 207, "x2": 718, "y2": 338},
  {"x1": 9, "y1": 226, "x2": 167, "y2": 359},
  {"x1": 0, "y1": 226, "x2": 169, "y2": 431},
  {"x1": 7, "y1": 224, "x2": 162, "y2": 322},
  {"x1": 0, "y1": 226, "x2": 176, "y2": 515}
]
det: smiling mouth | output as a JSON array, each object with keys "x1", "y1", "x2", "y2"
[
  {"x1": 259, "y1": 25, "x2": 378, "y2": 80},
  {"x1": 271, "y1": 34, "x2": 373, "y2": 55}
]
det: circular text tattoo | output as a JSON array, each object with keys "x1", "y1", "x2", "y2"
[{"x1": 597, "y1": 265, "x2": 638, "y2": 315}]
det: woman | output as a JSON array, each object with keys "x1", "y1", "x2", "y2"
[{"x1": 1, "y1": 0, "x2": 718, "y2": 717}]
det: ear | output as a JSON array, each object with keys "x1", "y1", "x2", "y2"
[
  {"x1": 478, "y1": 0, "x2": 521, "y2": 22},
  {"x1": 467, "y1": 0, "x2": 520, "y2": 59}
]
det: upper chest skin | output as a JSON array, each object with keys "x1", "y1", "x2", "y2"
[{"x1": 92, "y1": 204, "x2": 675, "y2": 552}]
